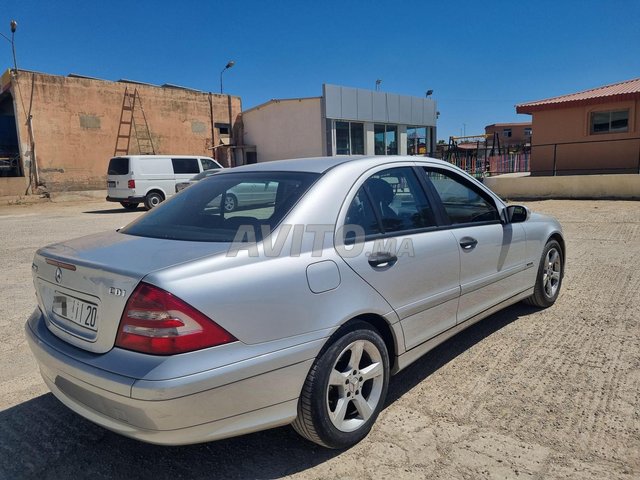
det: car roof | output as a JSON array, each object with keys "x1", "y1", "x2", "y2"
[{"x1": 218, "y1": 156, "x2": 454, "y2": 174}]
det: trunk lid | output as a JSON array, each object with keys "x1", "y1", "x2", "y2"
[{"x1": 33, "y1": 230, "x2": 231, "y2": 353}]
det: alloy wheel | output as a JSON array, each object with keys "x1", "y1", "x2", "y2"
[
  {"x1": 543, "y1": 247, "x2": 561, "y2": 298},
  {"x1": 326, "y1": 339, "x2": 384, "y2": 432}
]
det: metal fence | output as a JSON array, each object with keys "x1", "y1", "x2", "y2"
[
  {"x1": 433, "y1": 136, "x2": 640, "y2": 177},
  {"x1": 432, "y1": 147, "x2": 529, "y2": 178}
]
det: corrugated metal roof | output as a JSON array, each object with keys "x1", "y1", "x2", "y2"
[{"x1": 516, "y1": 77, "x2": 640, "y2": 113}]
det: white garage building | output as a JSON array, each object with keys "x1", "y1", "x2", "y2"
[{"x1": 241, "y1": 84, "x2": 437, "y2": 163}]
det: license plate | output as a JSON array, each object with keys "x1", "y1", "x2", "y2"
[
  {"x1": 107, "y1": 181, "x2": 116, "y2": 187},
  {"x1": 52, "y1": 293, "x2": 99, "y2": 331}
]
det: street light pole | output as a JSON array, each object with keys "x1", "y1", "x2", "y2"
[
  {"x1": 220, "y1": 60, "x2": 235, "y2": 94},
  {"x1": 0, "y1": 20, "x2": 18, "y2": 73}
]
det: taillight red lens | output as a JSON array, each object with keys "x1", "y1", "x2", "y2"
[
  {"x1": 115, "y1": 283, "x2": 236, "y2": 355},
  {"x1": 127, "y1": 179, "x2": 135, "y2": 189}
]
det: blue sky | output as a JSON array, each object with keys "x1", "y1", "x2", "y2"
[{"x1": 3, "y1": 0, "x2": 639, "y2": 140}]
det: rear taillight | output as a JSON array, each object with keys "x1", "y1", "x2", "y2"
[
  {"x1": 115, "y1": 283, "x2": 236, "y2": 355},
  {"x1": 127, "y1": 179, "x2": 135, "y2": 189}
]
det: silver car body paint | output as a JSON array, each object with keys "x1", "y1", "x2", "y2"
[{"x1": 26, "y1": 155, "x2": 564, "y2": 445}]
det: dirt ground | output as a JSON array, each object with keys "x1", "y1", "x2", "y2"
[{"x1": 0, "y1": 198, "x2": 638, "y2": 480}]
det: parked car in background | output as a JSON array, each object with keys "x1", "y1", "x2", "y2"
[
  {"x1": 175, "y1": 169, "x2": 221, "y2": 192},
  {"x1": 27, "y1": 155, "x2": 564, "y2": 449},
  {"x1": 176, "y1": 169, "x2": 277, "y2": 212},
  {"x1": 106, "y1": 155, "x2": 223, "y2": 210}
]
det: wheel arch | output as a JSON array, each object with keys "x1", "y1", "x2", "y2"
[
  {"x1": 332, "y1": 313, "x2": 399, "y2": 372},
  {"x1": 548, "y1": 232, "x2": 566, "y2": 272},
  {"x1": 145, "y1": 188, "x2": 166, "y2": 200}
]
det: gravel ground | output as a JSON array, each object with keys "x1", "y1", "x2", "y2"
[{"x1": 0, "y1": 199, "x2": 638, "y2": 480}]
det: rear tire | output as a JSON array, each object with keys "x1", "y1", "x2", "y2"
[
  {"x1": 524, "y1": 239, "x2": 563, "y2": 308},
  {"x1": 292, "y1": 321, "x2": 389, "y2": 449},
  {"x1": 144, "y1": 192, "x2": 164, "y2": 210},
  {"x1": 120, "y1": 202, "x2": 139, "y2": 210},
  {"x1": 224, "y1": 193, "x2": 237, "y2": 212}
]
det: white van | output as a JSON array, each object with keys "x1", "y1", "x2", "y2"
[{"x1": 106, "y1": 155, "x2": 223, "y2": 210}]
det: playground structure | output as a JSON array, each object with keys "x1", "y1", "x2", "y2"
[{"x1": 442, "y1": 132, "x2": 530, "y2": 177}]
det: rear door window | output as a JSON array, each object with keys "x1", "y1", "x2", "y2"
[
  {"x1": 343, "y1": 167, "x2": 437, "y2": 242},
  {"x1": 108, "y1": 157, "x2": 129, "y2": 175},
  {"x1": 171, "y1": 158, "x2": 200, "y2": 174}
]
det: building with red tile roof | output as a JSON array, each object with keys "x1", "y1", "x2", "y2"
[{"x1": 515, "y1": 77, "x2": 640, "y2": 175}]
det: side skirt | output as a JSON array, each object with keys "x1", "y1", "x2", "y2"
[{"x1": 392, "y1": 287, "x2": 534, "y2": 374}]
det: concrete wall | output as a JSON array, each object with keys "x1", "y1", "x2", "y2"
[
  {"x1": 528, "y1": 99, "x2": 640, "y2": 175},
  {"x1": 242, "y1": 98, "x2": 323, "y2": 162},
  {"x1": 0, "y1": 177, "x2": 25, "y2": 196},
  {"x1": 7, "y1": 71, "x2": 241, "y2": 192},
  {"x1": 484, "y1": 174, "x2": 640, "y2": 200}
]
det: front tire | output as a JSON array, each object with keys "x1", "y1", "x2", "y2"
[
  {"x1": 144, "y1": 192, "x2": 164, "y2": 210},
  {"x1": 524, "y1": 239, "x2": 563, "y2": 308},
  {"x1": 292, "y1": 321, "x2": 390, "y2": 449}
]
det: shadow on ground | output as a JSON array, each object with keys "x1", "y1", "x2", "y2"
[
  {"x1": 83, "y1": 207, "x2": 143, "y2": 214},
  {"x1": 0, "y1": 303, "x2": 536, "y2": 480}
]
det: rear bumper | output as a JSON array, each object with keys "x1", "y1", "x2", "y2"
[
  {"x1": 106, "y1": 195, "x2": 145, "y2": 203},
  {"x1": 25, "y1": 310, "x2": 318, "y2": 445}
]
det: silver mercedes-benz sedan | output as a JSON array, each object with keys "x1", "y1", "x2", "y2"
[{"x1": 26, "y1": 156, "x2": 565, "y2": 449}]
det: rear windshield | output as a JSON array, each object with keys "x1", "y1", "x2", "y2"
[
  {"x1": 108, "y1": 157, "x2": 129, "y2": 175},
  {"x1": 121, "y1": 171, "x2": 320, "y2": 242}
]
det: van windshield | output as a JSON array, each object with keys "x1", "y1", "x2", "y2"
[
  {"x1": 108, "y1": 157, "x2": 129, "y2": 175},
  {"x1": 120, "y1": 171, "x2": 320, "y2": 242}
]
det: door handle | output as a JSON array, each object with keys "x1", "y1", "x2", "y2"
[
  {"x1": 459, "y1": 237, "x2": 478, "y2": 250},
  {"x1": 368, "y1": 252, "x2": 398, "y2": 268}
]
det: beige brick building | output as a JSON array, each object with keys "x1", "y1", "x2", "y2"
[{"x1": 0, "y1": 69, "x2": 242, "y2": 195}]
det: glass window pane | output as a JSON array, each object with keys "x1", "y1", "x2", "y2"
[
  {"x1": 591, "y1": 112, "x2": 610, "y2": 133},
  {"x1": 121, "y1": 172, "x2": 319, "y2": 242},
  {"x1": 350, "y1": 122, "x2": 365, "y2": 155},
  {"x1": 344, "y1": 187, "x2": 382, "y2": 242},
  {"x1": 108, "y1": 157, "x2": 129, "y2": 175},
  {"x1": 425, "y1": 169, "x2": 499, "y2": 224},
  {"x1": 407, "y1": 127, "x2": 416, "y2": 155},
  {"x1": 416, "y1": 127, "x2": 427, "y2": 155},
  {"x1": 386, "y1": 125, "x2": 398, "y2": 155},
  {"x1": 171, "y1": 158, "x2": 200, "y2": 174},
  {"x1": 610, "y1": 110, "x2": 629, "y2": 132},
  {"x1": 365, "y1": 167, "x2": 435, "y2": 233},
  {"x1": 335, "y1": 121, "x2": 350, "y2": 155},
  {"x1": 325, "y1": 119, "x2": 333, "y2": 155},
  {"x1": 374, "y1": 124, "x2": 386, "y2": 155},
  {"x1": 200, "y1": 158, "x2": 219, "y2": 170}
]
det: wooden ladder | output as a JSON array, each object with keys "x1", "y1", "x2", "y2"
[{"x1": 113, "y1": 87, "x2": 156, "y2": 156}]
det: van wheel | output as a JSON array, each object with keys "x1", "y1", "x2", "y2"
[
  {"x1": 120, "y1": 202, "x2": 139, "y2": 210},
  {"x1": 144, "y1": 192, "x2": 164, "y2": 210}
]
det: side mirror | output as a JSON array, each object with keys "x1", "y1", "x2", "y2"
[{"x1": 504, "y1": 205, "x2": 530, "y2": 224}]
